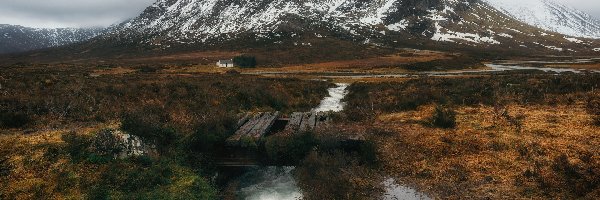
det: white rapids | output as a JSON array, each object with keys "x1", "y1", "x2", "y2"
[
  {"x1": 238, "y1": 166, "x2": 302, "y2": 200},
  {"x1": 235, "y1": 83, "x2": 351, "y2": 200},
  {"x1": 314, "y1": 83, "x2": 350, "y2": 113}
]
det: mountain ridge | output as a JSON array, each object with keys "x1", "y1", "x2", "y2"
[
  {"x1": 483, "y1": 0, "x2": 600, "y2": 39},
  {"x1": 2, "y1": 0, "x2": 600, "y2": 59},
  {"x1": 93, "y1": 0, "x2": 598, "y2": 55},
  {"x1": 0, "y1": 24, "x2": 103, "y2": 54}
]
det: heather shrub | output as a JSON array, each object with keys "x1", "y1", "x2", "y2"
[
  {"x1": 186, "y1": 115, "x2": 237, "y2": 153},
  {"x1": 294, "y1": 151, "x2": 380, "y2": 199},
  {"x1": 431, "y1": 104, "x2": 457, "y2": 129},
  {"x1": 587, "y1": 94, "x2": 600, "y2": 126},
  {"x1": 265, "y1": 132, "x2": 318, "y2": 165},
  {"x1": 0, "y1": 111, "x2": 30, "y2": 128},
  {"x1": 120, "y1": 108, "x2": 176, "y2": 150},
  {"x1": 61, "y1": 131, "x2": 92, "y2": 162},
  {"x1": 233, "y1": 55, "x2": 257, "y2": 68}
]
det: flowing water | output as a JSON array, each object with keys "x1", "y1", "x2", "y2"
[
  {"x1": 245, "y1": 58, "x2": 600, "y2": 79},
  {"x1": 235, "y1": 83, "x2": 350, "y2": 200},
  {"x1": 314, "y1": 83, "x2": 350, "y2": 112},
  {"x1": 233, "y1": 58, "x2": 599, "y2": 199},
  {"x1": 237, "y1": 167, "x2": 302, "y2": 200},
  {"x1": 484, "y1": 63, "x2": 600, "y2": 73},
  {"x1": 235, "y1": 83, "x2": 433, "y2": 200}
]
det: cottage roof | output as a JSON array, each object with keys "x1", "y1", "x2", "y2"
[{"x1": 218, "y1": 59, "x2": 234, "y2": 64}]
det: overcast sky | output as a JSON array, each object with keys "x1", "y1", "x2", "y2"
[
  {"x1": 556, "y1": 0, "x2": 600, "y2": 18},
  {"x1": 0, "y1": 0, "x2": 155, "y2": 28},
  {"x1": 0, "y1": 0, "x2": 599, "y2": 28}
]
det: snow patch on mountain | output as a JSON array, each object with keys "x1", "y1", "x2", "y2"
[
  {"x1": 483, "y1": 0, "x2": 600, "y2": 38},
  {"x1": 564, "y1": 37, "x2": 583, "y2": 44},
  {"x1": 431, "y1": 23, "x2": 500, "y2": 44},
  {"x1": 0, "y1": 24, "x2": 102, "y2": 54},
  {"x1": 534, "y1": 42, "x2": 563, "y2": 51},
  {"x1": 498, "y1": 33, "x2": 513, "y2": 38},
  {"x1": 94, "y1": 0, "x2": 598, "y2": 54},
  {"x1": 386, "y1": 20, "x2": 408, "y2": 31}
]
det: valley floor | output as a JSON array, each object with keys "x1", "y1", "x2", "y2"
[
  {"x1": 1, "y1": 55, "x2": 599, "y2": 199},
  {"x1": 375, "y1": 104, "x2": 600, "y2": 199}
]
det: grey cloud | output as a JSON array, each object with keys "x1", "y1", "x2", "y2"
[
  {"x1": 0, "y1": 0, "x2": 155, "y2": 28},
  {"x1": 0, "y1": 0, "x2": 599, "y2": 28},
  {"x1": 555, "y1": 0, "x2": 600, "y2": 19}
]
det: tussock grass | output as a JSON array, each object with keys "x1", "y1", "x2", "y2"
[
  {"x1": 342, "y1": 74, "x2": 600, "y2": 199},
  {"x1": 0, "y1": 65, "x2": 331, "y2": 199}
]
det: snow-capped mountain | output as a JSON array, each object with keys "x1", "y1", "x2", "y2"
[
  {"x1": 95, "y1": 0, "x2": 597, "y2": 54},
  {"x1": 0, "y1": 24, "x2": 103, "y2": 54},
  {"x1": 483, "y1": 0, "x2": 600, "y2": 39}
]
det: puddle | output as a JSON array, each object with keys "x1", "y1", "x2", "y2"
[
  {"x1": 383, "y1": 178, "x2": 431, "y2": 200},
  {"x1": 484, "y1": 63, "x2": 599, "y2": 73},
  {"x1": 245, "y1": 58, "x2": 600, "y2": 80}
]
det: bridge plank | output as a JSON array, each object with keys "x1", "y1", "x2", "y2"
[
  {"x1": 284, "y1": 112, "x2": 304, "y2": 132},
  {"x1": 227, "y1": 113, "x2": 264, "y2": 144},
  {"x1": 236, "y1": 113, "x2": 252, "y2": 128},
  {"x1": 315, "y1": 112, "x2": 331, "y2": 129},
  {"x1": 307, "y1": 112, "x2": 317, "y2": 130},
  {"x1": 248, "y1": 111, "x2": 280, "y2": 139},
  {"x1": 298, "y1": 112, "x2": 312, "y2": 133},
  {"x1": 228, "y1": 111, "x2": 333, "y2": 146}
]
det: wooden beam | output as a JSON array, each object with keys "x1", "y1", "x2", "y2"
[
  {"x1": 236, "y1": 113, "x2": 251, "y2": 128},
  {"x1": 284, "y1": 112, "x2": 304, "y2": 132},
  {"x1": 298, "y1": 112, "x2": 312, "y2": 133},
  {"x1": 227, "y1": 113, "x2": 264, "y2": 144},
  {"x1": 315, "y1": 112, "x2": 331, "y2": 128},
  {"x1": 307, "y1": 112, "x2": 317, "y2": 130},
  {"x1": 247, "y1": 111, "x2": 280, "y2": 139}
]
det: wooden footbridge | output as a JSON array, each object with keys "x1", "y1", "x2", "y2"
[
  {"x1": 225, "y1": 111, "x2": 332, "y2": 146},
  {"x1": 216, "y1": 111, "x2": 368, "y2": 167}
]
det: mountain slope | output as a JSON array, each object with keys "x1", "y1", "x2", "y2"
[
  {"x1": 94, "y1": 0, "x2": 597, "y2": 55},
  {"x1": 483, "y1": 0, "x2": 600, "y2": 39},
  {"x1": 0, "y1": 25, "x2": 103, "y2": 54}
]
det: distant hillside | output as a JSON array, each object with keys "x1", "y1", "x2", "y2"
[
  {"x1": 3, "y1": 0, "x2": 600, "y2": 66},
  {"x1": 92, "y1": 0, "x2": 599, "y2": 55},
  {"x1": 0, "y1": 24, "x2": 103, "y2": 54},
  {"x1": 483, "y1": 0, "x2": 600, "y2": 39}
]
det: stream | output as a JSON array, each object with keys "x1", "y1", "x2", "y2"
[
  {"x1": 314, "y1": 83, "x2": 349, "y2": 112},
  {"x1": 245, "y1": 58, "x2": 600, "y2": 79},
  {"x1": 231, "y1": 58, "x2": 598, "y2": 199},
  {"x1": 236, "y1": 167, "x2": 302, "y2": 200},
  {"x1": 235, "y1": 83, "x2": 350, "y2": 200},
  {"x1": 234, "y1": 83, "x2": 430, "y2": 200}
]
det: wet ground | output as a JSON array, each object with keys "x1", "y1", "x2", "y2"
[
  {"x1": 243, "y1": 58, "x2": 600, "y2": 80},
  {"x1": 382, "y1": 178, "x2": 431, "y2": 200}
]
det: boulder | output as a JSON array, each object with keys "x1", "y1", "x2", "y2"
[{"x1": 90, "y1": 129, "x2": 157, "y2": 159}]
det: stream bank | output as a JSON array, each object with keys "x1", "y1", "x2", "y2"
[{"x1": 223, "y1": 83, "x2": 351, "y2": 200}]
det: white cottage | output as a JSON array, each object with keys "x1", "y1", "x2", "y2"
[{"x1": 217, "y1": 59, "x2": 235, "y2": 68}]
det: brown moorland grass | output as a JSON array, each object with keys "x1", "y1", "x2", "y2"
[
  {"x1": 250, "y1": 50, "x2": 451, "y2": 72},
  {"x1": 0, "y1": 65, "x2": 331, "y2": 131},
  {"x1": 341, "y1": 74, "x2": 600, "y2": 199},
  {"x1": 374, "y1": 104, "x2": 600, "y2": 199},
  {"x1": 0, "y1": 64, "x2": 332, "y2": 199},
  {"x1": 124, "y1": 51, "x2": 240, "y2": 65}
]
